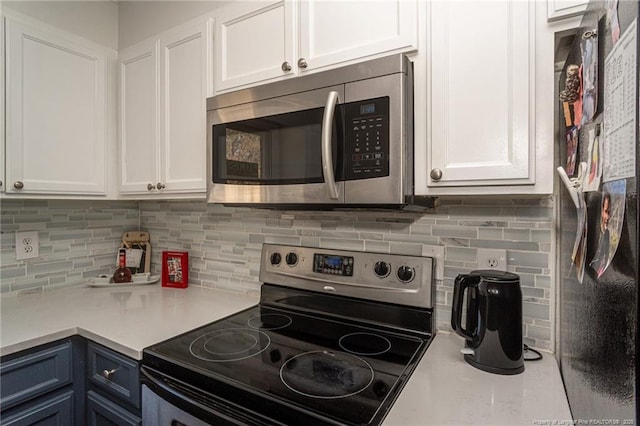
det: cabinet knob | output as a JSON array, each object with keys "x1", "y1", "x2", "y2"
[
  {"x1": 281, "y1": 61, "x2": 292, "y2": 72},
  {"x1": 157, "y1": 182, "x2": 166, "y2": 190},
  {"x1": 147, "y1": 183, "x2": 156, "y2": 191},
  {"x1": 102, "y1": 369, "x2": 117, "y2": 380},
  {"x1": 0, "y1": 180, "x2": 3, "y2": 188},
  {"x1": 13, "y1": 181, "x2": 24, "y2": 190},
  {"x1": 297, "y1": 58, "x2": 308, "y2": 69},
  {"x1": 430, "y1": 169, "x2": 443, "y2": 181}
]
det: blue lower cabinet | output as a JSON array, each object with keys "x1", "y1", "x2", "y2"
[
  {"x1": 0, "y1": 389, "x2": 73, "y2": 426},
  {"x1": 0, "y1": 338, "x2": 81, "y2": 426},
  {"x1": 0, "y1": 343, "x2": 72, "y2": 411},
  {"x1": 86, "y1": 391, "x2": 141, "y2": 426},
  {"x1": 85, "y1": 342, "x2": 141, "y2": 425}
]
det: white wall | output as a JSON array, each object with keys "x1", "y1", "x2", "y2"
[{"x1": 2, "y1": 1, "x2": 118, "y2": 49}]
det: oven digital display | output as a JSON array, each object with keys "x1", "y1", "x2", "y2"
[{"x1": 313, "y1": 254, "x2": 354, "y2": 276}]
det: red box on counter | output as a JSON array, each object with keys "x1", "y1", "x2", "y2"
[{"x1": 162, "y1": 251, "x2": 189, "y2": 288}]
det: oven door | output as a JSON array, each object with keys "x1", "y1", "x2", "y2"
[
  {"x1": 141, "y1": 367, "x2": 282, "y2": 426},
  {"x1": 208, "y1": 86, "x2": 345, "y2": 205}
]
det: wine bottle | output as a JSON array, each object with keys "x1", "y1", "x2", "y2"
[{"x1": 113, "y1": 249, "x2": 132, "y2": 283}]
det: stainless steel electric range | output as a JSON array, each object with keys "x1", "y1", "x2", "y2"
[{"x1": 141, "y1": 244, "x2": 435, "y2": 426}]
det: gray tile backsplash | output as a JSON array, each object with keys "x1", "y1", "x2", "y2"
[
  {"x1": 1, "y1": 200, "x2": 139, "y2": 294},
  {"x1": 0, "y1": 197, "x2": 553, "y2": 349}
]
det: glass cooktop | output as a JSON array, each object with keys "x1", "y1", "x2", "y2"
[{"x1": 143, "y1": 304, "x2": 430, "y2": 425}]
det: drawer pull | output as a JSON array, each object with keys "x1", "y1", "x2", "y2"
[{"x1": 102, "y1": 368, "x2": 118, "y2": 379}]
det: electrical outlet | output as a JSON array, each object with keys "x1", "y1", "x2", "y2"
[
  {"x1": 477, "y1": 248, "x2": 507, "y2": 270},
  {"x1": 16, "y1": 231, "x2": 39, "y2": 260}
]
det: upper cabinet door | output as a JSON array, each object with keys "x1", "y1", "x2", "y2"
[
  {"x1": 428, "y1": 1, "x2": 533, "y2": 187},
  {"x1": 159, "y1": 19, "x2": 210, "y2": 194},
  {"x1": 119, "y1": 39, "x2": 159, "y2": 194},
  {"x1": 1, "y1": 17, "x2": 5, "y2": 193},
  {"x1": 5, "y1": 17, "x2": 107, "y2": 195},
  {"x1": 298, "y1": 0, "x2": 417, "y2": 72},
  {"x1": 215, "y1": 1, "x2": 295, "y2": 92}
]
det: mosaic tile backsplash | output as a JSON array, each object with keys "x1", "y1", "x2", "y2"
[{"x1": 0, "y1": 198, "x2": 553, "y2": 350}]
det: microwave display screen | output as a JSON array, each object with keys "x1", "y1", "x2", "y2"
[{"x1": 360, "y1": 104, "x2": 376, "y2": 115}]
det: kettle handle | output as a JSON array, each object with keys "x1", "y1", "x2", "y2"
[{"x1": 451, "y1": 274, "x2": 479, "y2": 341}]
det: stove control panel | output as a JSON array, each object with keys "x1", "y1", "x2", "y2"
[{"x1": 260, "y1": 244, "x2": 435, "y2": 309}]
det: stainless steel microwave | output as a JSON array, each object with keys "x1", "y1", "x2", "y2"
[{"x1": 207, "y1": 54, "x2": 413, "y2": 207}]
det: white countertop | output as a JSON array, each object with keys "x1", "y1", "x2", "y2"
[
  {"x1": 384, "y1": 333, "x2": 572, "y2": 425},
  {"x1": 0, "y1": 284, "x2": 259, "y2": 359},
  {"x1": 0, "y1": 284, "x2": 571, "y2": 425}
]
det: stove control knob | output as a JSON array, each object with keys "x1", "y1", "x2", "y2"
[
  {"x1": 397, "y1": 265, "x2": 415, "y2": 283},
  {"x1": 286, "y1": 252, "x2": 298, "y2": 266},
  {"x1": 373, "y1": 261, "x2": 390, "y2": 278},
  {"x1": 270, "y1": 252, "x2": 282, "y2": 265}
]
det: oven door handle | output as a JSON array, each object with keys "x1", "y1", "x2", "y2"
[{"x1": 321, "y1": 91, "x2": 340, "y2": 200}]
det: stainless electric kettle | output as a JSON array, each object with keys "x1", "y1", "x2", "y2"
[{"x1": 451, "y1": 270, "x2": 524, "y2": 375}]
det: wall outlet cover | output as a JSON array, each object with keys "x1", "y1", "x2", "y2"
[
  {"x1": 16, "y1": 231, "x2": 39, "y2": 260},
  {"x1": 477, "y1": 248, "x2": 507, "y2": 270}
]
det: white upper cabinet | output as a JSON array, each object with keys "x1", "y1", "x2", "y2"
[
  {"x1": 215, "y1": 0, "x2": 417, "y2": 93},
  {"x1": 1, "y1": 16, "x2": 5, "y2": 194},
  {"x1": 421, "y1": 0, "x2": 536, "y2": 191},
  {"x1": 119, "y1": 39, "x2": 159, "y2": 194},
  {"x1": 215, "y1": 1, "x2": 294, "y2": 91},
  {"x1": 119, "y1": 17, "x2": 211, "y2": 198},
  {"x1": 159, "y1": 20, "x2": 210, "y2": 194},
  {"x1": 547, "y1": 0, "x2": 588, "y2": 21},
  {"x1": 4, "y1": 15, "x2": 108, "y2": 195},
  {"x1": 298, "y1": 0, "x2": 417, "y2": 71}
]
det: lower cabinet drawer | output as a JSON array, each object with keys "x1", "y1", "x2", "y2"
[
  {"x1": 0, "y1": 389, "x2": 73, "y2": 426},
  {"x1": 87, "y1": 342, "x2": 140, "y2": 408},
  {"x1": 0, "y1": 342, "x2": 72, "y2": 410},
  {"x1": 87, "y1": 390, "x2": 141, "y2": 426}
]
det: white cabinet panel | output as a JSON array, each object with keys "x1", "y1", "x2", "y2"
[
  {"x1": 215, "y1": 0, "x2": 417, "y2": 93},
  {"x1": 5, "y1": 17, "x2": 107, "y2": 195},
  {"x1": 215, "y1": 1, "x2": 294, "y2": 91},
  {"x1": 160, "y1": 20, "x2": 208, "y2": 193},
  {"x1": 427, "y1": 1, "x2": 533, "y2": 187},
  {"x1": 1, "y1": 17, "x2": 5, "y2": 193},
  {"x1": 119, "y1": 17, "x2": 211, "y2": 198},
  {"x1": 119, "y1": 40, "x2": 159, "y2": 193},
  {"x1": 298, "y1": 0, "x2": 416, "y2": 71},
  {"x1": 547, "y1": 0, "x2": 588, "y2": 21}
]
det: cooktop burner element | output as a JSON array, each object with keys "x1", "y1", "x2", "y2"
[
  {"x1": 339, "y1": 332, "x2": 392, "y2": 356},
  {"x1": 143, "y1": 244, "x2": 436, "y2": 426},
  {"x1": 280, "y1": 350, "x2": 375, "y2": 399},
  {"x1": 247, "y1": 313, "x2": 292, "y2": 330},
  {"x1": 188, "y1": 328, "x2": 270, "y2": 362}
]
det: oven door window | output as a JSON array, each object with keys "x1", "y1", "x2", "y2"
[{"x1": 212, "y1": 106, "x2": 341, "y2": 185}]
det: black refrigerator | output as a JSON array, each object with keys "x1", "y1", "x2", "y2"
[{"x1": 557, "y1": 0, "x2": 638, "y2": 423}]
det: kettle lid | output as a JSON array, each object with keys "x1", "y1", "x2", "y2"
[{"x1": 469, "y1": 269, "x2": 520, "y2": 282}]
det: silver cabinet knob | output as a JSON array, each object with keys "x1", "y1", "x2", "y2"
[
  {"x1": 147, "y1": 183, "x2": 156, "y2": 191},
  {"x1": 102, "y1": 369, "x2": 117, "y2": 380},
  {"x1": 281, "y1": 61, "x2": 292, "y2": 72},
  {"x1": 297, "y1": 58, "x2": 308, "y2": 69},
  {"x1": 13, "y1": 181, "x2": 24, "y2": 190},
  {"x1": 157, "y1": 182, "x2": 165, "y2": 190},
  {"x1": 430, "y1": 169, "x2": 443, "y2": 181}
]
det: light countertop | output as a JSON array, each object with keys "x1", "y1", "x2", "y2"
[
  {"x1": 0, "y1": 284, "x2": 259, "y2": 359},
  {"x1": 0, "y1": 284, "x2": 571, "y2": 425}
]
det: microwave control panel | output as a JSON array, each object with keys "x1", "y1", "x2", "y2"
[{"x1": 344, "y1": 97, "x2": 389, "y2": 180}]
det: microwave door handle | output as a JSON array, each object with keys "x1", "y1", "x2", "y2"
[{"x1": 321, "y1": 91, "x2": 340, "y2": 200}]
